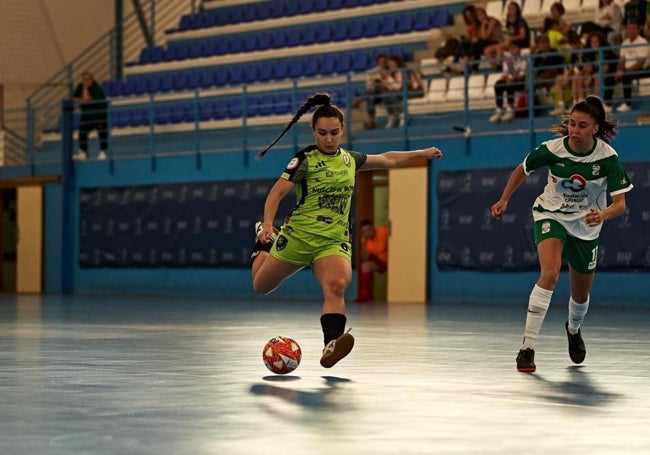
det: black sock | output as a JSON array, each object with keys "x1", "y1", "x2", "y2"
[{"x1": 320, "y1": 313, "x2": 347, "y2": 344}]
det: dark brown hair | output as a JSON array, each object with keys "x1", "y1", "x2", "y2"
[
  {"x1": 550, "y1": 95, "x2": 618, "y2": 143},
  {"x1": 257, "y1": 92, "x2": 343, "y2": 159}
]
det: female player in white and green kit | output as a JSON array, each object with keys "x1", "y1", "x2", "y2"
[
  {"x1": 491, "y1": 95, "x2": 633, "y2": 373},
  {"x1": 251, "y1": 92, "x2": 442, "y2": 369}
]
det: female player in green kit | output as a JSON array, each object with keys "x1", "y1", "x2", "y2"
[
  {"x1": 250, "y1": 92, "x2": 442, "y2": 368},
  {"x1": 491, "y1": 96, "x2": 633, "y2": 373}
]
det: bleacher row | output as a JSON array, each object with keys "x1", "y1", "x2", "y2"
[
  {"x1": 139, "y1": 8, "x2": 452, "y2": 65},
  {"x1": 173, "y1": 0, "x2": 395, "y2": 32},
  {"x1": 107, "y1": 46, "x2": 403, "y2": 98}
]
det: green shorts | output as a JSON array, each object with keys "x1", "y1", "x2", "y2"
[
  {"x1": 270, "y1": 228, "x2": 352, "y2": 267},
  {"x1": 534, "y1": 219, "x2": 599, "y2": 274}
]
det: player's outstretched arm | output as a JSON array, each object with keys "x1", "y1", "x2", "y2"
[
  {"x1": 491, "y1": 164, "x2": 527, "y2": 220},
  {"x1": 361, "y1": 147, "x2": 442, "y2": 171}
]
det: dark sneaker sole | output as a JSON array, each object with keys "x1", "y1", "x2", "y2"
[
  {"x1": 517, "y1": 366, "x2": 536, "y2": 373},
  {"x1": 565, "y1": 321, "x2": 586, "y2": 364},
  {"x1": 320, "y1": 333, "x2": 354, "y2": 368}
]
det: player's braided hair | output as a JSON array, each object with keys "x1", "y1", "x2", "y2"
[
  {"x1": 550, "y1": 95, "x2": 618, "y2": 144},
  {"x1": 257, "y1": 92, "x2": 343, "y2": 159}
]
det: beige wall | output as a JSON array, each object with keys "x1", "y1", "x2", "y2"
[
  {"x1": 386, "y1": 166, "x2": 428, "y2": 303},
  {"x1": 16, "y1": 186, "x2": 43, "y2": 293}
]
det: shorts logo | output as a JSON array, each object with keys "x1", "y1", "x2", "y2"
[
  {"x1": 275, "y1": 235, "x2": 288, "y2": 251},
  {"x1": 541, "y1": 221, "x2": 551, "y2": 234},
  {"x1": 340, "y1": 243, "x2": 349, "y2": 253}
]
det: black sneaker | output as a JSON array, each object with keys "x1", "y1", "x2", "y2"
[
  {"x1": 320, "y1": 329, "x2": 354, "y2": 368},
  {"x1": 516, "y1": 348, "x2": 536, "y2": 373},
  {"x1": 565, "y1": 321, "x2": 586, "y2": 364}
]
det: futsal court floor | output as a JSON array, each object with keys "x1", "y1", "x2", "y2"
[{"x1": 1, "y1": 294, "x2": 649, "y2": 455}]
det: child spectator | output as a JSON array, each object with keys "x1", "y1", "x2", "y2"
[{"x1": 489, "y1": 42, "x2": 528, "y2": 123}]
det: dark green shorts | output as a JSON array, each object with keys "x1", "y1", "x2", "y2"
[
  {"x1": 270, "y1": 228, "x2": 352, "y2": 267},
  {"x1": 534, "y1": 219, "x2": 599, "y2": 274}
]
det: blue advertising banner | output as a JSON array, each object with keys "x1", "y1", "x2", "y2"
[
  {"x1": 79, "y1": 180, "x2": 294, "y2": 268},
  {"x1": 437, "y1": 162, "x2": 650, "y2": 272}
]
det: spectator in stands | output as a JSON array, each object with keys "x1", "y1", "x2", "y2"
[
  {"x1": 579, "y1": 0, "x2": 623, "y2": 44},
  {"x1": 350, "y1": 53, "x2": 390, "y2": 130},
  {"x1": 484, "y1": 2, "x2": 531, "y2": 67},
  {"x1": 72, "y1": 71, "x2": 108, "y2": 161},
  {"x1": 542, "y1": 17, "x2": 566, "y2": 51},
  {"x1": 354, "y1": 219, "x2": 389, "y2": 303},
  {"x1": 614, "y1": 21, "x2": 650, "y2": 112},
  {"x1": 382, "y1": 55, "x2": 424, "y2": 128},
  {"x1": 531, "y1": 35, "x2": 564, "y2": 96},
  {"x1": 582, "y1": 31, "x2": 619, "y2": 112},
  {"x1": 251, "y1": 92, "x2": 443, "y2": 368},
  {"x1": 623, "y1": 0, "x2": 647, "y2": 29},
  {"x1": 447, "y1": 4, "x2": 481, "y2": 73},
  {"x1": 489, "y1": 41, "x2": 528, "y2": 123},
  {"x1": 550, "y1": 31, "x2": 585, "y2": 115},
  {"x1": 475, "y1": 6, "x2": 503, "y2": 60},
  {"x1": 546, "y1": 2, "x2": 573, "y2": 37}
]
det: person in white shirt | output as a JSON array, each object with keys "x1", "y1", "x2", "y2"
[
  {"x1": 489, "y1": 42, "x2": 528, "y2": 123},
  {"x1": 615, "y1": 22, "x2": 650, "y2": 111}
]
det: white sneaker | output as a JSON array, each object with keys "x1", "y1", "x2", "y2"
[
  {"x1": 320, "y1": 329, "x2": 354, "y2": 368},
  {"x1": 72, "y1": 151, "x2": 88, "y2": 161},
  {"x1": 616, "y1": 103, "x2": 631, "y2": 113},
  {"x1": 603, "y1": 104, "x2": 613, "y2": 113},
  {"x1": 385, "y1": 115, "x2": 398, "y2": 128},
  {"x1": 489, "y1": 108, "x2": 503, "y2": 123},
  {"x1": 97, "y1": 150, "x2": 107, "y2": 160},
  {"x1": 500, "y1": 107, "x2": 514, "y2": 122},
  {"x1": 549, "y1": 105, "x2": 566, "y2": 116},
  {"x1": 254, "y1": 221, "x2": 278, "y2": 243},
  {"x1": 398, "y1": 113, "x2": 405, "y2": 128}
]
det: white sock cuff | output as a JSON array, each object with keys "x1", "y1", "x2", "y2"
[
  {"x1": 569, "y1": 296, "x2": 590, "y2": 316},
  {"x1": 529, "y1": 284, "x2": 553, "y2": 310}
]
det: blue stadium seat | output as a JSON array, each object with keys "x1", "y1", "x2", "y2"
[
  {"x1": 335, "y1": 53, "x2": 352, "y2": 73},
  {"x1": 213, "y1": 100, "x2": 228, "y2": 120},
  {"x1": 178, "y1": 15, "x2": 193, "y2": 31},
  {"x1": 303, "y1": 55, "x2": 320, "y2": 77},
  {"x1": 270, "y1": 1, "x2": 286, "y2": 18},
  {"x1": 285, "y1": 1, "x2": 299, "y2": 16},
  {"x1": 272, "y1": 29, "x2": 287, "y2": 48},
  {"x1": 172, "y1": 73, "x2": 189, "y2": 91},
  {"x1": 215, "y1": 68, "x2": 229, "y2": 86},
  {"x1": 187, "y1": 71, "x2": 202, "y2": 89},
  {"x1": 316, "y1": 23, "x2": 332, "y2": 43},
  {"x1": 214, "y1": 37, "x2": 229, "y2": 55},
  {"x1": 201, "y1": 39, "x2": 217, "y2": 57},
  {"x1": 347, "y1": 19, "x2": 364, "y2": 40},
  {"x1": 257, "y1": 30, "x2": 273, "y2": 50},
  {"x1": 139, "y1": 46, "x2": 165, "y2": 64},
  {"x1": 257, "y1": 61, "x2": 273, "y2": 82},
  {"x1": 320, "y1": 54, "x2": 335, "y2": 75},
  {"x1": 133, "y1": 75, "x2": 149, "y2": 95},
  {"x1": 432, "y1": 8, "x2": 453, "y2": 27},
  {"x1": 243, "y1": 63, "x2": 259, "y2": 83},
  {"x1": 228, "y1": 36, "x2": 243, "y2": 54},
  {"x1": 168, "y1": 104, "x2": 185, "y2": 124},
  {"x1": 242, "y1": 4, "x2": 257, "y2": 22},
  {"x1": 121, "y1": 77, "x2": 137, "y2": 96},
  {"x1": 255, "y1": 95, "x2": 274, "y2": 117},
  {"x1": 155, "y1": 105, "x2": 172, "y2": 125},
  {"x1": 286, "y1": 28, "x2": 301, "y2": 47},
  {"x1": 358, "y1": 0, "x2": 373, "y2": 6},
  {"x1": 200, "y1": 10, "x2": 218, "y2": 28},
  {"x1": 329, "y1": 0, "x2": 344, "y2": 9},
  {"x1": 229, "y1": 6, "x2": 243, "y2": 24},
  {"x1": 351, "y1": 50, "x2": 371, "y2": 72},
  {"x1": 342, "y1": 0, "x2": 360, "y2": 7},
  {"x1": 299, "y1": 0, "x2": 314, "y2": 15},
  {"x1": 188, "y1": 41, "x2": 203, "y2": 59},
  {"x1": 199, "y1": 100, "x2": 214, "y2": 121},
  {"x1": 413, "y1": 10, "x2": 432, "y2": 31},
  {"x1": 159, "y1": 73, "x2": 174, "y2": 92},
  {"x1": 396, "y1": 12, "x2": 414, "y2": 33},
  {"x1": 255, "y1": 2, "x2": 271, "y2": 21},
  {"x1": 313, "y1": 0, "x2": 328, "y2": 12},
  {"x1": 243, "y1": 33, "x2": 258, "y2": 52},
  {"x1": 130, "y1": 107, "x2": 148, "y2": 126},
  {"x1": 287, "y1": 59, "x2": 304, "y2": 78},
  {"x1": 272, "y1": 60, "x2": 289, "y2": 80},
  {"x1": 272, "y1": 93, "x2": 292, "y2": 115},
  {"x1": 380, "y1": 15, "x2": 397, "y2": 35},
  {"x1": 226, "y1": 98, "x2": 243, "y2": 118},
  {"x1": 301, "y1": 26, "x2": 317, "y2": 45},
  {"x1": 365, "y1": 16, "x2": 380, "y2": 37},
  {"x1": 111, "y1": 109, "x2": 129, "y2": 128},
  {"x1": 332, "y1": 22, "x2": 347, "y2": 41},
  {"x1": 199, "y1": 68, "x2": 214, "y2": 89},
  {"x1": 214, "y1": 9, "x2": 231, "y2": 26},
  {"x1": 227, "y1": 65, "x2": 244, "y2": 85}
]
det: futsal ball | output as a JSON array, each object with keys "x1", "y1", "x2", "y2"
[{"x1": 262, "y1": 336, "x2": 302, "y2": 374}]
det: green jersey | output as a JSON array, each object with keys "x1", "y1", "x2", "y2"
[
  {"x1": 280, "y1": 145, "x2": 367, "y2": 241},
  {"x1": 523, "y1": 136, "x2": 633, "y2": 240}
]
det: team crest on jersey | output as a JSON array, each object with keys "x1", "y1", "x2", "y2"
[
  {"x1": 541, "y1": 221, "x2": 551, "y2": 234},
  {"x1": 286, "y1": 158, "x2": 299, "y2": 170},
  {"x1": 343, "y1": 154, "x2": 350, "y2": 167},
  {"x1": 592, "y1": 163, "x2": 601, "y2": 176},
  {"x1": 275, "y1": 235, "x2": 288, "y2": 251}
]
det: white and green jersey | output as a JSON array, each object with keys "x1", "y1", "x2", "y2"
[
  {"x1": 523, "y1": 136, "x2": 633, "y2": 240},
  {"x1": 280, "y1": 145, "x2": 367, "y2": 241}
]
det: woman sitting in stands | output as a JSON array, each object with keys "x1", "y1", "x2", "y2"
[
  {"x1": 382, "y1": 55, "x2": 424, "y2": 128},
  {"x1": 484, "y1": 2, "x2": 531, "y2": 68}
]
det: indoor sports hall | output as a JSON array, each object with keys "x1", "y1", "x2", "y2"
[{"x1": 1, "y1": 1, "x2": 649, "y2": 454}]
